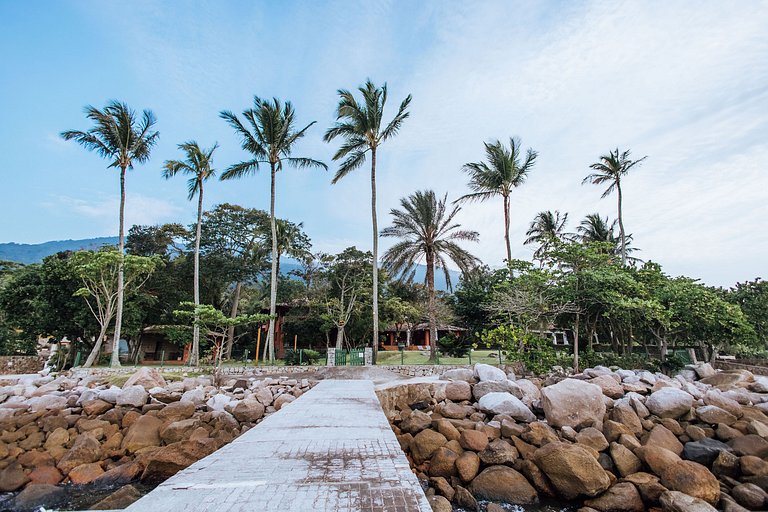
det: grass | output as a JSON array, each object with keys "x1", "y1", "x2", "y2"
[{"x1": 375, "y1": 349, "x2": 505, "y2": 366}]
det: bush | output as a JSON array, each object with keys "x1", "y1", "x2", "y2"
[
  {"x1": 580, "y1": 350, "x2": 661, "y2": 373},
  {"x1": 438, "y1": 333, "x2": 471, "y2": 358},
  {"x1": 481, "y1": 325, "x2": 564, "y2": 375},
  {"x1": 0, "y1": 326, "x2": 38, "y2": 356},
  {"x1": 283, "y1": 348, "x2": 322, "y2": 366}
]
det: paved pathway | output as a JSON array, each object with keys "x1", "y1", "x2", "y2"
[{"x1": 125, "y1": 380, "x2": 431, "y2": 512}]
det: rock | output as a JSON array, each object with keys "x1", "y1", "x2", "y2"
[
  {"x1": 711, "y1": 449, "x2": 739, "y2": 478},
  {"x1": 472, "y1": 379, "x2": 523, "y2": 400},
  {"x1": 741, "y1": 454, "x2": 768, "y2": 476},
  {"x1": 478, "y1": 392, "x2": 535, "y2": 422},
  {"x1": 518, "y1": 459, "x2": 557, "y2": 497},
  {"x1": 541, "y1": 379, "x2": 606, "y2": 429},
  {"x1": 27, "y1": 465, "x2": 63, "y2": 485},
  {"x1": 474, "y1": 363, "x2": 507, "y2": 382},
  {"x1": 91, "y1": 484, "x2": 143, "y2": 510},
  {"x1": 157, "y1": 401, "x2": 196, "y2": 422},
  {"x1": 576, "y1": 427, "x2": 609, "y2": 452},
  {"x1": 445, "y1": 381, "x2": 472, "y2": 401},
  {"x1": 728, "y1": 434, "x2": 768, "y2": 457},
  {"x1": 82, "y1": 399, "x2": 113, "y2": 416},
  {"x1": 700, "y1": 370, "x2": 753, "y2": 389},
  {"x1": 0, "y1": 462, "x2": 30, "y2": 491},
  {"x1": 123, "y1": 367, "x2": 167, "y2": 390},
  {"x1": 659, "y1": 490, "x2": 718, "y2": 512},
  {"x1": 440, "y1": 368, "x2": 475, "y2": 382},
  {"x1": 468, "y1": 465, "x2": 538, "y2": 504},
  {"x1": 27, "y1": 395, "x2": 68, "y2": 412},
  {"x1": 694, "y1": 363, "x2": 717, "y2": 379},
  {"x1": 13, "y1": 483, "x2": 66, "y2": 511},
  {"x1": 140, "y1": 439, "x2": 217, "y2": 483},
  {"x1": 401, "y1": 410, "x2": 432, "y2": 434},
  {"x1": 427, "y1": 495, "x2": 452, "y2": 512},
  {"x1": 590, "y1": 375, "x2": 625, "y2": 399},
  {"x1": 57, "y1": 432, "x2": 101, "y2": 474},
  {"x1": 522, "y1": 422, "x2": 559, "y2": 446},
  {"x1": 412, "y1": 429, "x2": 447, "y2": 464},
  {"x1": 454, "y1": 485, "x2": 479, "y2": 511},
  {"x1": 117, "y1": 385, "x2": 149, "y2": 408},
  {"x1": 206, "y1": 393, "x2": 232, "y2": 412},
  {"x1": 717, "y1": 423, "x2": 743, "y2": 441},
  {"x1": 533, "y1": 442, "x2": 611, "y2": 499},
  {"x1": 274, "y1": 394, "x2": 296, "y2": 410},
  {"x1": 180, "y1": 387, "x2": 206, "y2": 405},
  {"x1": 731, "y1": 483, "x2": 767, "y2": 510},
  {"x1": 455, "y1": 451, "x2": 480, "y2": 481},
  {"x1": 703, "y1": 390, "x2": 743, "y2": 417},
  {"x1": 160, "y1": 418, "x2": 200, "y2": 444},
  {"x1": 639, "y1": 446, "x2": 720, "y2": 504},
  {"x1": 610, "y1": 442, "x2": 642, "y2": 477},
  {"x1": 232, "y1": 399, "x2": 266, "y2": 423},
  {"x1": 644, "y1": 424, "x2": 683, "y2": 456},
  {"x1": 516, "y1": 379, "x2": 542, "y2": 406},
  {"x1": 441, "y1": 402, "x2": 471, "y2": 419},
  {"x1": 583, "y1": 482, "x2": 644, "y2": 512},
  {"x1": 68, "y1": 462, "x2": 105, "y2": 484},
  {"x1": 646, "y1": 388, "x2": 693, "y2": 419},
  {"x1": 696, "y1": 405, "x2": 737, "y2": 425},
  {"x1": 611, "y1": 400, "x2": 643, "y2": 434},
  {"x1": 430, "y1": 476, "x2": 454, "y2": 501},
  {"x1": 121, "y1": 414, "x2": 163, "y2": 453},
  {"x1": 435, "y1": 419, "x2": 460, "y2": 442},
  {"x1": 682, "y1": 438, "x2": 733, "y2": 466},
  {"x1": 428, "y1": 447, "x2": 458, "y2": 478},
  {"x1": 93, "y1": 461, "x2": 143, "y2": 485},
  {"x1": 479, "y1": 438, "x2": 518, "y2": 465},
  {"x1": 459, "y1": 429, "x2": 488, "y2": 452},
  {"x1": 623, "y1": 471, "x2": 666, "y2": 504}
]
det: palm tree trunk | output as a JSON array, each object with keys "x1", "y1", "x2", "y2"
[
  {"x1": 573, "y1": 314, "x2": 580, "y2": 372},
  {"x1": 370, "y1": 147, "x2": 379, "y2": 360},
  {"x1": 503, "y1": 193, "x2": 512, "y2": 264},
  {"x1": 617, "y1": 181, "x2": 626, "y2": 265},
  {"x1": 426, "y1": 250, "x2": 438, "y2": 362},
  {"x1": 110, "y1": 167, "x2": 127, "y2": 368},
  {"x1": 190, "y1": 182, "x2": 203, "y2": 366},
  {"x1": 225, "y1": 281, "x2": 242, "y2": 359},
  {"x1": 266, "y1": 163, "x2": 278, "y2": 364}
]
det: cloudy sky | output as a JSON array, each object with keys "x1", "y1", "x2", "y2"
[{"x1": 1, "y1": 1, "x2": 766, "y2": 287}]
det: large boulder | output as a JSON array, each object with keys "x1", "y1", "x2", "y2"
[
  {"x1": 400, "y1": 410, "x2": 432, "y2": 434},
  {"x1": 590, "y1": 375, "x2": 625, "y2": 399},
  {"x1": 455, "y1": 451, "x2": 480, "y2": 482},
  {"x1": 478, "y1": 392, "x2": 535, "y2": 422},
  {"x1": 468, "y1": 465, "x2": 538, "y2": 504},
  {"x1": 274, "y1": 394, "x2": 296, "y2": 410},
  {"x1": 428, "y1": 447, "x2": 458, "y2": 478},
  {"x1": 180, "y1": 387, "x2": 206, "y2": 405},
  {"x1": 231, "y1": 399, "x2": 266, "y2": 423},
  {"x1": 474, "y1": 363, "x2": 507, "y2": 382},
  {"x1": 411, "y1": 429, "x2": 447, "y2": 464},
  {"x1": 444, "y1": 380, "x2": 472, "y2": 401},
  {"x1": 13, "y1": 483, "x2": 67, "y2": 511},
  {"x1": 459, "y1": 429, "x2": 488, "y2": 452},
  {"x1": 644, "y1": 424, "x2": 683, "y2": 456},
  {"x1": 540, "y1": 379, "x2": 606, "y2": 429},
  {"x1": 116, "y1": 385, "x2": 149, "y2": 408},
  {"x1": 637, "y1": 446, "x2": 720, "y2": 504},
  {"x1": 533, "y1": 442, "x2": 611, "y2": 499},
  {"x1": 696, "y1": 405, "x2": 737, "y2": 425},
  {"x1": 123, "y1": 368, "x2": 167, "y2": 390},
  {"x1": 121, "y1": 414, "x2": 163, "y2": 453},
  {"x1": 57, "y1": 433, "x2": 102, "y2": 474},
  {"x1": 659, "y1": 490, "x2": 718, "y2": 512},
  {"x1": 583, "y1": 482, "x2": 644, "y2": 512},
  {"x1": 91, "y1": 484, "x2": 142, "y2": 510},
  {"x1": 140, "y1": 439, "x2": 217, "y2": 483},
  {"x1": 472, "y1": 379, "x2": 523, "y2": 400},
  {"x1": 157, "y1": 401, "x2": 196, "y2": 423},
  {"x1": 440, "y1": 368, "x2": 475, "y2": 382},
  {"x1": 68, "y1": 462, "x2": 105, "y2": 484},
  {"x1": 646, "y1": 388, "x2": 693, "y2": 419},
  {"x1": 160, "y1": 418, "x2": 201, "y2": 444},
  {"x1": 479, "y1": 438, "x2": 519, "y2": 465},
  {"x1": 0, "y1": 462, "x2": 30, "y2": 492}
]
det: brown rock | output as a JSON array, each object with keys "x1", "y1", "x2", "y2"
[
  {"x1": 479, "y1": 438, "x2": 518, "y2": 465},
  {"x1": 740, "y1": 454, "x2": 768, "y2": 476},
  {"x1": 584, "y1": 482, "x2": 644, "y2": 512},
  {"x1": 659, "y1": 490, "x2": 718, "y2": 512},
  {"x1": 28, "y1": 465, "x2": 63, "y2": 485},
  {"x1": 533, "y1": 442, "x2": 611, "y2": 499},
  {"x1": 94, "y1": 461, "x2": 143, "y2": 485},
  {"x1": 429, "y1": 476, "x2": 455, "y2": 501},
  {"x1": 12, "y1": 483, "x2": 66, "y2": 511},
  {"x1": 455, "y1": 451, "x2": 480, "y2": 482},
  {"x1": 435, "y1": 419, "x2": 460, "y2": 442},
  {"x1": 140, "y1": 439, "x2": 217, "y2": 483},
  {"x1": 454, "y1": 485, "x2": 479, "y2": 511},
  {"x1": 445, "y1": 381, "x2": 472, "y2": 402},
  {"x1": 57, "y1": 432, "x2": 101, "y2": 474},
  {"x1": 610, "y1": 442, "x2": 642, "y2": 477},
  {"x1": 591, "y1": 375, "x2": 625, "y2": 399},
  {"x1": 273, "y1": 394, "x2": 296, "y2": 410},
  {"x1": 603, "y1": 420, "x2": 635, "y2": 443},
  {"x1": 468, "y1": 465, "x2": 538, "y2": 504},
  {"x1": 511, "y1": 436, "x2": 537, "y2": 460},
  {"x1": 732, "y1": 483, "x2": 767, "y2": 510},
  {"x1": 412, "y1": 429, "x2": 448, "y2": 464},
  {"x1": 401, "y1": 410, "x2": 432, "y2": 434},
  {"x1": 122, "y1": 414, "x2": 163, "y2": 454},
  {"x1": 441, "y1": 402, "x2": 471, "y2": 419},
  {"x1": 82, "y1": 399, "x2": 113, "y2": 416},
  {"x1": 685, "y1": 425, "x2": 707, "y2": 441},
  {"x1": 157, "y1": 401, "x2": 196, "y2": 423},
  {"x1": 427, "y1": 495, "x2": 452, "y2": 512},
  {"x1": 160, "y1": 418, "x2": 200, "y2": 444},
  {"x1": 91, "y1": 484, "x2": 143, "y2": 510},
  {"x1": 696, "y1": 405, "x2": 737, "y2": 425},
  {"x1": 428, "y1": 447, "x2": 458, "y2": 478},
  {"x1": 576, "y1": 427, "x2": 609, "y2": 452},
  {"x1": 17, "y1": 450, "x2": 54, "y2": 468},
  {"x1": 644, "y1": 425, "x2": 683, "y2": 456},
  {"x1": 123, "y1": 367, "x2": 167, "y2": 390},
  {"x1": 522, "y1": 421, "x2": 559, "y2": 446},
  {"x1": 459, "y1": 429, "x2": 488, "y2": 452},
  {"x1": 622, "y1": 471, "x2": 666, "y2": 504},
  {"x1": 712, "y1": 449, "x2": 740, "y2": 478},
  {"x1": 518, "y1": 459, "x2": 556, "y2": 497},
  {"x1": 68, "y1": 462, "x2": 104, "y2": 484},
  {"x1": 640, "y1": 445, "x2": 719, "y2": 505},
  {"x1": 612, "y1": 401, "x2": 643, "y2": 434},
  {"x1": 0, "y1": 462, "x2": 30, "y2": 491},
  {"x1": 728, "y1": 434, "x2": 768, "y2": 457}
]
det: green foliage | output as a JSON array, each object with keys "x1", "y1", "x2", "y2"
[
  {"x1": 481, "y1": 325, "x2": 563, "y2": 375},
  {"x1": 163, "y1": 325, "x2": 194, "y2": 347},
  {"x1": 0, "y1": 326, "x2": 37, "y2": 356},
  {"x1": 726, "y1": 278, "x2": 768, "y2": 348},
  {"x1": 283, "y1": 348, "x2": 322, "y2": 365},
  {"x1": 437, "y1": 333, "x2": 470, "y2": 358},
  {"x1": 579, "y1": 349, "x2": 661, "y2": 373}
]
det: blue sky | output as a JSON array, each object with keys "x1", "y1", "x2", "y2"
[{"x1": 1, "y1": 1, "x2": 766, "y2": 287}]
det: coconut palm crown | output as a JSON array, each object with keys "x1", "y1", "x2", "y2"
[{"x1": 524, "y1": 210, "x2": 570, "y2": 260}]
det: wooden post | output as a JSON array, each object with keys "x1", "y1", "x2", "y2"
[
  {"x1": 255, "y1": 328, "x2": 261, "y2": 367},
  {"x1": 294, "y1": 334, "x2": 297, "y2": 351}
]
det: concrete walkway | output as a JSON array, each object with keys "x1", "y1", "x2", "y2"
[{"x1": 125, "y1": 380, "x2": 431, "y2": 512}]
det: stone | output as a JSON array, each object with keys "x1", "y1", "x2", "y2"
[
  {"x1": 274, "y1": 393, "x2": 296, "y2": 411},
  {"x1": 646, "y1": 388, "x2": 693, "y2": 419},
  {"x1": 459, "y1": 429, "x2": 488, "y2": 452},
  {"x1": 622, "y1": 472, "x2": 665, "y2": 504},
  {"x1": 13, "y1": 483, "x2": 66, "y2": 511},
  {"x1": 603, "y1": 420, "x2": 635, "y2": 443},
  {"x1": 703, "y1": 390, "x2": 743, "y2": 417},
  {"x1": 731, "y1": 483, "x2": 767, "y2": 510},
  {"x1": 516, "y1": 379, "x2": 542, "y2": 406},
  {"x1": 140, "y1": 439, "x2": 217, "y2": 483},
  {"x1": 435, "y1": 420, "x2": 460, "y2": 442},
  {"x1": 717, "y1": 423, "x2": 743, "y2": 441},
  {"x1": 117, "y1": 385, "x2": 149, "y2": 408},
  {"x1": 93, "y1": 461, "x2": 143, "y2": 485},
  {"x1": 522, "y1": 421, "x2": 559, "y2": 446},
  {"x1": 696, "y1": 405, "x2": 738, "y2": 425},
  {"x1": 26, "y1": 395, "x2": 68, "y2": 412},
  {"x1": 157, "y1": 401, "x2": 196, "y2": 422},
  {"x1": 180, "y1": 387, "x2": 206, "y2": 405},
  {"x1": 27, "y1": 465, "x2": 63, "y2": 485},
  {"x1": 121, "y1": 414, "x2": 163, "y2": 453},
  {"x1": 455, "y1": 451, "x2": 480, "y2": 482},
  {"x1": 700, "y1": 370, "x2": 753, "y2": 389},
  {"x1": 441, "y1": 402, "x2": 471, "y2": 419},
  {"x1": 444, "y1": 380, "x2": 472, "y2": 401},
  {"x1": 68, "y1": 462, "x2": 105, "y2": 484},
  {"x1": 711, "y1": 449, "x2": 739, "y2": 478},
  {"x1": 682, "y1": 438, "x2": 733, "y2": 466},
  {"x1": 401, "y1": 410, "x2": 433, "y2": 434},
  {"x1": 427, "y1": 495, "x2": 452, "y2": 512},
  {"x1": 0, "y1": 462, "x2": 30, "y2": 491},
  {"x1": 611, "y1": 400, "x2": 643, "y2": 434},
  {"x1": 474, "y1": 363, "x2": 507, "y2": 382},
  {"x1": 583, "y1": 482, "x2": 644, "y2": 512},
  {"x1": 659, "y1": 490, "x2": 718, "y2": 512},
  {"x1": 728, "y1": 434, "x2": 768, "y2": 457},
  {"x1": 478, "y1": 392, "x2": 535, "y2": 422},
  {"x1": 638, "y1": 446, "x2": 719, "y2": 505},
  {"x1": 91, "y1": 484, "x2": 143, "y2": 510},
  {"x1": 533, "y1": 442, "x2": 611, "y2": 499},
  {"x1": 468, "y1": 465, "x2": 538, "y2": 504},
  {"x1": 231, "y1": 399, "x2": 266, "y2": 423},
  {"x1": 57, "y1": 432, "x2": 101, "y2": 474},
  {"x1": 591, "y1": 375, "x2": 625, "y2": 399},
  {"x1": 440, "y1": 368, "x2": 475, "y2": 382},
  {"x1": 160, "y1": 418, "x2": 200, "y2": 444},
  {"x1": 610, "y1": 442, "x2": 642, "y2": 477},
  {"x1": 644, "y1": 424, "x2": 683, "y2": 456},
  {"x1": 472, "y1": 379, "x2": 523, "y2": 400},
  {"x1": 454, "y1": 485, "x2": 479, "y2": 511},
  {"x1": 478, "y1": 438, "x2": 518, "y2": 465},
  {"x1": 518, "y1": 459, "x2": 556, "y2": 497},
  {"x1": 741, "y1": 455, "x2": 768, "y2": 476},
  {"x1": 123, "y1": 367, "x2": 167, "y2": 390},
  {"x1": 576, "y1": 427, "x2": 609, "y2": 452},
  {"x1": 206, "y1": 393, "x2": 233, "y2": 412},
  {"x1": 694, "y1": 363, "x2": 717, "y2": 379},
  {"x1": 82, "y1": 399, "x2": 113, "y2": 416},
  {"x1": 428, "y1": 447, "x2": 458, "y2": 478},
  {"x1": 412, "y1": 429, "x2": 448, "y2": 464},
  {"x1": 540, "y1": 379, "x2": 606, "y2": 429}
]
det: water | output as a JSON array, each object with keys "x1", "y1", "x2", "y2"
[
  {"x1": 461, "y1": 501, "x2": 577, "y2": 512},
  {"x1": 0, "y1": 481, "x2": 157, "y2": 512}
]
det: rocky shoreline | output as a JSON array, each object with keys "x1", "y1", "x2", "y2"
[
  {"x1": 0, "y1": 368, "x2": 317, "y2": 511},
  {"x1": 380, "y1": 363, "x2": 768, "y2": 512}
]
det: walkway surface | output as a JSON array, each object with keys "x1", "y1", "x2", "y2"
[{"x1": 125, "y1": 380, "x2": 431, "y2": 512}]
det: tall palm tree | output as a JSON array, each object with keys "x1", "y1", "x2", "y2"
[
  {"x1": 61, "y1": 101, "x2": 159, "y2": 367},
  {"x1": 272, "y1": 219, "x2": 311, "y2": 279},
  {"x1": 220, "y1": 97, "x2": 326, "y2": 363},
  {"x1": 324, "y1": 80, "x2": 411, "y2": 353},
  {"x1": 578, "y1": 213, "x2": 639, "y2": 260},
  {"x1": 524, "y1": 210, "x2": 570, "y2": 260},
  {"x1": 162, "y1": 141, "x2": 218, "y2": 366},
  {"x1": 381, "y1": 190, "x2": 479, "y2": 361},
  {"x1": 582, "y1": 148, "x2": 647, "y2": 265},
  {"x1": 457, "y1": 137, "x2": 537, "y2": 264}
]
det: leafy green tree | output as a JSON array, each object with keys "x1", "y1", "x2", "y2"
[
  {"x1": 382, "y1": 296, "x2": 422, "y2": 347},
  {"x1": 61, "y1": 101, "x2": 159, "y2": 366},
  {"x1": 324, "y1": 79, "x2": 412, "y2": 352},
  {"x1": 126, "y1": 224, "x2": 187, "y2": 257},
  {"x1": 458, "y1": 137, "x2": 537, "y2": 263},
  {"x1": 452, "y1": 266, "x2": 509, "y2": 343},
  {"x1": 524, "y1": 210, "x2": 570, "y2": 261},
  {"x1": 163, "y1": 141, "x2": 219, "y2": 366},
  {"x1": 321, "y1": 247, "x2": 373, "y2": 349},
  {"x1": 70, "y1": 249, "x2": 161, "y2": 367},
  {"x1": 583, "y1": 148, "x2": 647, "y2": 265},
  {"x1": 727, "y1": 278, "x2": 768, "y2": 349},
  {"x1": 382, "y1": 190, "x2": 479, "y2": 361},
  {"x1": 221, "y1": 98, "x2": 326, "y2": 363}
]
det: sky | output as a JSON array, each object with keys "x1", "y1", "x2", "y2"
[{"x1": 0, "y1": 1, "x2": 766, "y2": 287}]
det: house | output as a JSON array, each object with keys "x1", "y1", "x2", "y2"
[{"x1": 380, "y1": 323, "x2": 467, "y2": 350}]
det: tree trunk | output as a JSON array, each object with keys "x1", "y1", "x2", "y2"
[
  {"x1": 266, "y1": 163, "x2": 278, "y2": 363},
  {"x1": 573, "y1": 314, "x2": 580, "y2": 372},
  {"x1": 84, "y1": 320, "x2": 111, "y2": 368},
  {"x1": 190, "y1": 182, "x2": 203, "y2": 366},
  {"x1": 370, "y1": 147, "x2": 379, "y2": 362},
  {"x1": 110, "y1": 166, "x2": 127, "y2": 368},
  {"x1": 335, "y1": 325, "x2": 344, "y2": 349},
  {"x1": 617, "y1": 181, "x2": 626, "y2": 266},
  {"x1": 503, "y1": 193, "x2": 512, "y2": 264},
  {"x1": 406, "y1": 328, "x2": 411, "y2": 347},
  {"x1": 224, "y1": 281, "x2": 242, "y2": 359},
  {"x1": 426, "y1": 250, "x2": 438, "y2": 362}
]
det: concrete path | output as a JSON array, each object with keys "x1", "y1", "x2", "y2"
[{"x1": 125, "y1": 380, "x2": 431, "y2": 512}]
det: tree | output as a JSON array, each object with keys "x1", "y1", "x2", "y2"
[
  {"x1": 382, "y1": 296, "x2": 422, "y2": 347},
  {"x1": 61, "y1": 101, "x2": 159, "y2": 367},
  {"x1": 577, "y1": 213, "x2": 639, "y2": 261},
  {"x1": 381, "y1": 190, "x2": 479, "y2": 361},
  {"x1": 727, "y1": 278, "x2": 768, "y2": 349},
  {"x1": 324, "y1": 79, "x2": 412, "y2": 354},
  {"x1": 524, "y1": 210, "x2": 570, "y2": 261},
  {"x1": 458, "y1": 137, "x2": 537, "y2": 264},
  {"x1": 163, "y1": 141, "x2": 218, "y2": 366},
  {"x1": 583, "y1": 148, "x2": 647, "y2": 265},
  {"x1": 221, "y1": 98, "x2": 326, "y2": 363},
  {"x1": 319, "y1": 248, "x2": 372, "y2": 349},
  {"x1": 271, "y1": 219, "x2": 311, "y2": 278},
  {"x1": 70, "y1": 249, "x2": 160, "y2": 367}
]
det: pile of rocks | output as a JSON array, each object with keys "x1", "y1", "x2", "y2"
[
  {"x1": 383, "y1": 363, "x2": 768, "y2": 512},
  {"x1": 0, "y1": 367, "x2": 316, "y2": 511}
]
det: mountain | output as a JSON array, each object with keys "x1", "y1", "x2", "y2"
[{"x1": 0, "y1": 237, "x2": 119, "y2": 264}]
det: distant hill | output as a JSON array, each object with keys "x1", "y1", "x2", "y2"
[
  {"x1": 0, "y1": 237, "x2": 461, "y2": 291},
  {"x1": 0, "y1": 237, "x2": 119, "y2": 264}
]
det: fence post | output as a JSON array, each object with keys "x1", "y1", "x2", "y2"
[
  {"x1": 401, "y1": 350, "x2": 404, "y2": 365},
  {"x1": 327, "y1": 348, "x2": 336, "y2": 367},
  {"x1": 73, "y1": 351, "x2": 81, "y2": 367},
  {"x1": 299, "y1": 349, "x2": 303, "y2": 366},
  {"x1": 499, "y1": 349, "x2": 504, "y2": 367},
  {"x1": 160, "y1": 350, "x2": 165, "y2": 368},
  {"x1": 244, "y1": 349, "x2": 249, "y2": 364}
]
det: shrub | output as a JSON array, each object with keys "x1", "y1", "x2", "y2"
[
  {"x1": 580, "y1": 350, "x2": 661, "y2": 373},
  {"x1": 0, "y1": 326, "x2": 38, "y2": 356},
  {"x1": 438, "y1": 333, "x2": 471, "y2": 358},
  {"x1": 284, "y1": 348, "x2": 322, "y2": 366},
  {"x1": 481, "y1": 325, "x2": 564, "y2": 375}
]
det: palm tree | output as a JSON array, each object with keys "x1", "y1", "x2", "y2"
[
  {"x1": 577, "y1": 213, "x2": 619, "y2": 245},
  {"x1": 457, "y1": 137, "x2": 537, "y2": 264},
  {"x1": 582, "y1": 148, "x2": 647, "y2": 265},
  {"x1": 61, "y1": 101, "x2": 159, "y2": 367},
  {"x1": 272, "y1": 219, "x2": 311, "y2": 279},
  {"x1": 524, "y1": 210, "x2": 570, "y2": 260},
  {"x1": 220, "y1": 97, "x2": 326, "y2": 363},
  {"x1": 324, "y1": 80, "x2": 412, "y2": 353},
  {"x1": 162, "y1": 141, "x2": 218, "y2": 366},
  {"x1": 381, "y1": 190, "x2": 479, "y2": 361}
]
